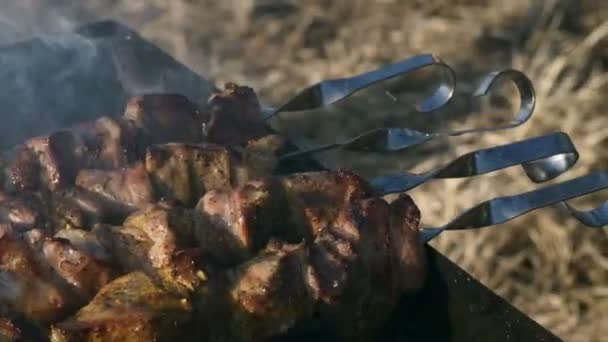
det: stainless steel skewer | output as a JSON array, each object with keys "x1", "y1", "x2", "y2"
[
  {"x1": 369, "y1": 131, "x2": 578, "y2": 195},
  {"x1": 419, "y1": 171, "x2": 608, "y2": 243},
  {"x1": 263, "y1": 54, "x2": 456, "y2": 119},
  {"x1": 279, "y1": 68, "x2": 535, "y2": 160}
]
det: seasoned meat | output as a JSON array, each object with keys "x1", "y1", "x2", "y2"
[
  {"x1": 145, "y1": 141, "x2": 281, "y2": 207},
  {"x1": 75, "y1": 162, "x2": 156, "y2": 210},
  {"x1": 198, "y1": 242, "x2": 315, "y2": 342},
  {"x1": 42, "y1": 237, "x2": 117, "y2": 299},
  {"x1": 48, "y1": 187, "x2": 133, "y2": 230},
  {"x1": 54, "y1": 229, "x2": 112, "y2": 263},
  {"x1": 194, "y1": 178, "x2": 296, "y2": 267},
  {"x1": 24, "y1": 131, "x2": 87, "y2": 192},
  {"x1": 0, "y1": 235, "x2": 74, "y2": 325},
  {"x1": 124, "y1": 94, "x2": 204, "y2": 144},
  {"x1": 145, "y1": 143, "x2": 233, "y2": 207},
  {"x1": 204, "y1": 83, "x2": 268, "y2": 146},
  {"x1": 95, "y1": 205, "x2": 202, "y2": 294},
  {"x1": 281, "y1": 169, "x2": 371, "y2": 236},
  {"x1": 50, "y1": 271, "x2": 192, "y2": 342}
]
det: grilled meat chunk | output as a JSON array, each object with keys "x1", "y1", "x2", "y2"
[
  {"x1": 145, "y1": 141, "x2": 281, "y2": 207},
  {"x1": 42, "y1": 237, "x2": 117, "y2": 299},
  {"x1": 194, "y1": 178, "x2": 295, "y2": 266},
  {"x1": 48, "y1": 187, "x2": 132, "y2": 230},
  {"x1": 0, "y1": 235, "x2": 74, "y2": 324},
  {"x1": 54, "y1": 229, "x2": 112, "y2": 263},
  {"x1": 204, "y1": 83, "x2": 267, "y2": 146},
  {"x1": 280, "y1": 169, "x2": 371, "y2": 237},
  {"x1": 76, "y1": 162, "x2": 156, "y2": 210},
  {"x1": 50, "y1": 271, "x2": 192, "y2": 342},
  {"x1": 124, "y1": 94, "x2": 204, "y2": 144},
  {"x1": 199, "y1": 242, "x2": 314, "y2": 342},
  {"x1": 95, "y1": 205, "x2": 202, "y2": 294}
]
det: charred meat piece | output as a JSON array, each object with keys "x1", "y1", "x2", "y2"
[
  {"x1": 204, "y1": 83, "x2": 268, "y2": 146},
  {"x1": 200, "y1": 241, "x2": 314, "y2": 342},
  {"x1": 194, "y1": 178, "x2": 296, "y2": 267},
  {"x1": 145, "y1": 142, "x2": 281, "y2": 207},
  {"x1": 48, "y1": 187, "x2": 133, "y2": 230},
  {"x1": 54, "y1": 229, "x2": 112, "y2": 263},
  {"x1": 124, "y1": 94, "x2": 204, "y2": 144},
  {"x1": 50, "y1": 271, "x2": 192, "y2": 342},
  {"x1": 24, "y1": 131, "x2": 88, "y2": 192},
  {"x1": 95, "y1": 205, "x2": 202, "y2": 294},
  {"x1": 145, "y1": 143, "x2": 233, "y2": 207},
  {"x1": 0, "y1": 235, "x2": 74, "y2": 325},
  {"x1": 76, "y1": 162, "x2": 156, "y2": 210},
  {"x1": 281, "y1": 169, "x2": 372, "y2": 237},
  {"x1": 42, "y1": 237, "x2": 117, "y2": 299}
]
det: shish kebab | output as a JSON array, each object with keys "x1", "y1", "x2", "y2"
[{"x1": 0, "y1": 75, "x2": 604, "y2": 340}]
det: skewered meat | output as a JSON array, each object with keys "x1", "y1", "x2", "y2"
[
  {"x1": 0, "y1": 192, "x2": 45, "y2": 232},
  {"x1": 200, "y1": 241, "x2": 314, "y2": 342},
  {"x1": 50, "y1": 271, "x2": 193, "y2": 342},
  {"x1": 204, "y1": 83, "x2": 268, "y2": 146},
  {"x1": 94, "y1": 204, "x2": 203, "y2": 295},
  {"x1": 124, "y1": 94, "x2": 204, "y2": 144},
  {"x1": 76, "y1": 162, "x2": 156, "y2": 210}
]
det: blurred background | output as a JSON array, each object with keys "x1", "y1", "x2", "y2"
[{"x1": 0, "y1": 0, "x2": 606, "y2": 340}]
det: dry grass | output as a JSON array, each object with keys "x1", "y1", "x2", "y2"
[{"x1": 1, "y1": 0, "x2": 607, "y2": 340}]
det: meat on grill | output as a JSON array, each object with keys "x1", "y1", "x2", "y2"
[{"x1": 0, "y1": 85, "x2": 427, "y2": 341}]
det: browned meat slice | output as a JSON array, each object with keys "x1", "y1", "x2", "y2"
[
  {"x1": 0, "y1": 235, "x2": 74, "y2": 325},
  {"x1": 50, "y1": 271, "x2": 192, "y2": 342},
  {"x1": 145, "y1": 142, "x2": 280, "y2": 207},
  {"x1": 124, "y1": 94, "x2": 204, "y2": 144},
  {"x1": 194, "y1": 178, "x2": 296, "y2": 267},
  {"x1": 42, "y1": 237, "x2": 117, "y2": 299},
  {"x1": 75, "y1": 162, "x2": 156, "y2": 210},
  {"x1": 203, "y1": 83, "x2": 268, "y2": 146},
  {"x1": 281, "y1": 169, "x2": 371, "y2": 236},
  {"x1": 199, "y1": 241, "x2": 314, "y2": 342},
  {"x1": 95, "y1": 205, "x2": 202, "y2": 294}
]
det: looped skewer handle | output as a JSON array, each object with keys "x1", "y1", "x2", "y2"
[
  {"x1": 420, "y1": 171, "x2": 608, "y2": 243},
  {"x1": 369, "y1": 131, "x2": 578, "y2": 195},
  {"x1": 263, "y1": 54, "x2": 456, "y2": 120},
  {"x1": 559, "y1": 201, "x2": 608, "y2": 228},
  {"x1": 279, "y1": 68, "x2": 536, "y2": 160}
]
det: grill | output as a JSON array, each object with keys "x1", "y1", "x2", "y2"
[{"x1": 2, "y1": 19, "x2": 600, "y2": 341}]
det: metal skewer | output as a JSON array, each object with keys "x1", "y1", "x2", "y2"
[
  {"x1": 278, "y1": 68, "x2": 535, "y2": 160},
  {"x1": 420, "y1": 171, "x2": 608, "y2": 242},
  {"x1": 263, "y1": 54, "x2": 456, "y2": 119}
]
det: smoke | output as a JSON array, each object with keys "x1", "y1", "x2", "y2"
[{"x1": 0, "y1": 1, "x2": 216, "y2": 148}]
